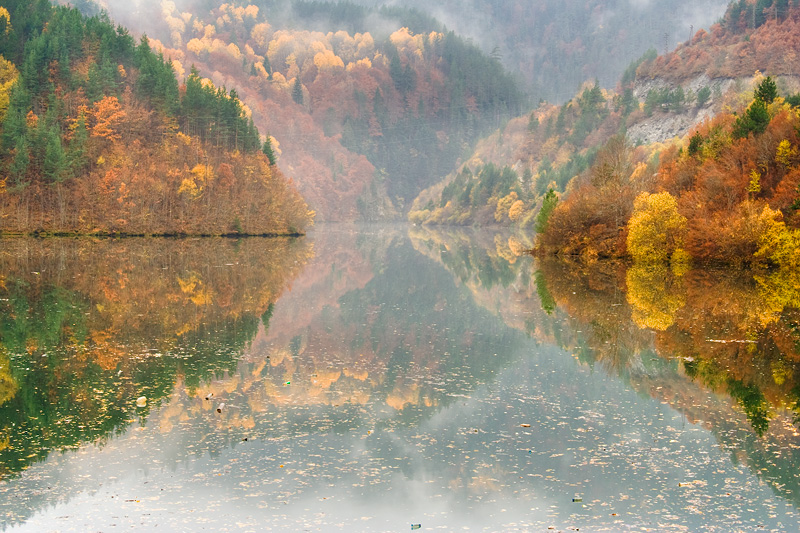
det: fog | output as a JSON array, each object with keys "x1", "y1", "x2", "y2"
[{"x1": 77, "y1": 0, "x2": 730, "y2": 102}]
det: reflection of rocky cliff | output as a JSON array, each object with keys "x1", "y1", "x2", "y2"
[{"x1": 0, "y1": 237, "x2": 312, "y2": 480}]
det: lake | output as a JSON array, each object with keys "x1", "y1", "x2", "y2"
[{"x1": 1, "y1": 225, "x2": 799, "y2": 532}]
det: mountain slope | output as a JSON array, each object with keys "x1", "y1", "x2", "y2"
[
  {"x1": 0, "y1": 1, "x2": 312, "y2": 235},
  {"x1": 95, "y1": 0, "x2": 522, "y2": 220},
  {"x1": 536, "y1": 2, "x2": 800, "y2": 265}
]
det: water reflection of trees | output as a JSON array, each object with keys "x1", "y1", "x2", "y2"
[
  {"x1": 406, "y1": 226, "x2": 800, "y2": 508},
  {"x1": 0, "y1": 231, "x2": 532, "y2": 482},
  {"x1": 0, "y1": 237, "x2": 311, "y2": 479},
  {"x1": 236, "y1": 231, "x2": 529, "y2": 432},
  {"x1": 536, "y1": 258, "x2": 800, "y2": 506},
  {"x1": 538, "y1": 259, "x2": 800, "y2": 436}
]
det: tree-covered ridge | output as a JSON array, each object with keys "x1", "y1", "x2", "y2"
[
  {"x1": 408, "y1": 81, "x2": 631, "y2": 227},
  {"x1": 636, "y1": 0, "x2": 800, "y2": 83},
  {"x1": 0, "y1": 1, "x2": 312, "y2": 235},
  {"x1": 102, "y1": 0, "x2": 523, "y2": 220},
  {"x1": 535, "y1": 75, "x2": 800, "y2": 267}
]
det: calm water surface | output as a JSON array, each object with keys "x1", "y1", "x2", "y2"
[{"x1": 0, "y1": 226, "x2": 799, "y2": 531}]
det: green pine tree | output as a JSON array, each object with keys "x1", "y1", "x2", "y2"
[
  {"x1": 43, "y1": 125, "x2": 68, "y2": 183},
  {"x1": 291, "y1": 76, "x2": 303, "y2": 105},
  {"x1": 262, "y1": 134, "x2": 277, "y2": 166}
]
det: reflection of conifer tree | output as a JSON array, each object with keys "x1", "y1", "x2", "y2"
[{"x1": 728, "y1": 377, "x2": 771, "y2": 436}]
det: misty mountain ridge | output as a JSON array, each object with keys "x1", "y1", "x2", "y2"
[{"x1": 62, "y1": 0, "x2": 736, "y2": 224}]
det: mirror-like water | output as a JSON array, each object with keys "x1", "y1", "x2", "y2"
[{"x1": 1, "y1": 226, "x2": 799, "y2": 531}]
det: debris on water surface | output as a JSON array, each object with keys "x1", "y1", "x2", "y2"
[
  {"x1": 572, "y1": 497, "x2": 583, "y2": 503},
  {"x1": 285, "y1": 381, "x2": 291, "y2": 385},
  {"x1": 520, "y1": 423, "x2": 531, "y2": 428},
  {"x1": 205, "y1": 392, "x2": 214, "y2": 400},
  {"x1": 411, "y1": 525, "x2": 421, "y2": 530},
  {"x1": 216, "y1": 403, "x2": 225, "y2": 413},
  {"x1": 136, "y1": 396, "x2": 147, "y2": 408}
]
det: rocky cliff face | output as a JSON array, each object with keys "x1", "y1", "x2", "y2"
[
  {"x1": 627, "y1": 74, "x2": 734, "y2": 145},
  {"x1": 627, "y1": 74, "x2": 800, "y2": 145}
]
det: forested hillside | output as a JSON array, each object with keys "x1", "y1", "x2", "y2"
[
  {"x1": 0, "y1": 0, "x2": 312, "y2": 235},
  {"x1": 411, "y1": 0, "x2": 800, "y2": 272},
  {"x1": 536, "y1": 1, "x2": 800, "y2": 266},
  {"x1": 94, "y1": 0, "x2": 523, "y2": 220},
  {"x1": 408, "y1": 81, "x2": 629, "y2": 227}
]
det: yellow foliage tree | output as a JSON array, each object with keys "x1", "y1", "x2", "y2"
[
  {"x1": 91, "y1": 96, "x2": 126, "y2": 142},
  {"x1": 0, "y1": 55, "x2": 18, "y2": 124},
  {"x1": 191, "y1": 163, "x2": 215, "y2": 186},
  {"x1": 508, "y1": 199, "x2": 526, "y2": 222},
  {"x1": 747, "y1": 169, "x2": 761, "y2": 195},
  {"x1": 494, "y1": 191, "x2": 518, "y2": 222},
  {"x1": 178, "y1": 177, "x2": 202, "y2": 200},
  {"x1": 313, "y1": 49, "x2": 345, "y2": 70},
  {"x1": 776, "y1": 139, "x2": 798, "y2": 169},
  {"x1": 626, "y1": 191, "x2": 687, "y2": 263},
  {"x1": 0, "y1": 7, "x2": 10, "y2": 35},
  {"x1": 0, "y1": 348, "x2": 18, "y2": 407},
  {"x1": 753, "y1": 206, "x2": 800, "y2": 269}
]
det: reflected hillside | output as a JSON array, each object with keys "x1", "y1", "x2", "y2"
[
  {"x1": 0, "y1": 237, "x2": 311, "y2": 480},
  {"x1": 180, "y1": 227, "x2": 531, "y2": 439},
  {"x1": 407, "y1": 226, "x2": 800, "y2": 507},
  {"x1": 537, "y1": 258, "x2": 800, "y2": 506},
  {"x1": 408, "y1": 226, "x2": 544, "y2": 336},
  {"x1": 0, "y1": 229, "x2": 532, "y2": 483}
]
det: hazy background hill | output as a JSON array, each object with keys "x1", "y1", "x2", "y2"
[
  {"x1": 343, "y1": 0, "x2": 730, "y2": 102},
  {"x1": 75, "y1": 0, "x2": 732, "y2": 222}
]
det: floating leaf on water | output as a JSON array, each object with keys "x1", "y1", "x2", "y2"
[{"x1": 411, "y1": 525, "x2": 421, "y2": 530}]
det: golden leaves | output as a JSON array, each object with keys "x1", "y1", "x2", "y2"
[
  {"x1": 0, "y1": 349, "x2": 18, "y2": 408},
  {"x1": 776, "y1": 139, "x2": 798, "y2": 168},
  {"x1": 0, "y1": 55, "x2": 18, "y2": 123},
  {"x1": 627, "y1": 191, "x2": 687, "y2": 263},
  {"x1": 178, "y1": 272, "x2": 213, "y2": 306},
  {"x1": 91, "y1": 96, "x2": 127, "y2": 142},
  {"x1": 313, "y1": 49, "x2": 345, "y2": 71},
  {"x1": 0, "y1": 7, "x2": 10, "y2": 35},
  {"x1": 626, "y1": 264, "x2": 685, "y2": 331}
]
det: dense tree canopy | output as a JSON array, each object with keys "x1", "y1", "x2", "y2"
[{"x1": 0, "y1": 1, "x2": 312, "y2": 235}]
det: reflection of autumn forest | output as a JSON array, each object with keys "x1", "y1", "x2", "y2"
[
  {"x1": 0, "y1": 231, "x2": 533, "y2": 480},
  {"x1": 539, "y1": 258, "x2": 800, "y2": 504},
  {"x1": 0, "y1": 237, "x2": 311, "y2": 479},
  {"x1": 409, "y1": 226, "x2": 800, "y2": 507}
]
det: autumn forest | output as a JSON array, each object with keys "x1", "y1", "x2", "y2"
[{"x1": 4, "y1": 0, "x2": 800, "y2": 530}]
